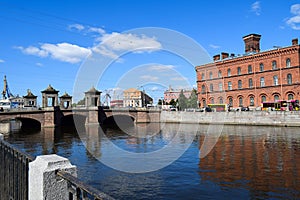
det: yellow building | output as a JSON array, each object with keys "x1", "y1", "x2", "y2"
[{"x1": 123, "y1": 88, "x2": 153, "y2": 108}]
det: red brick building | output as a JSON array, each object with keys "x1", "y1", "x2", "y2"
[{"x1": 196, "y1": 34, "x2": 300, "y2": 109}]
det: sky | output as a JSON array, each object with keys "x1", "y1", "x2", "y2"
[{"x1": 0, "y1": 0, "x2": 299, "y2": 104}]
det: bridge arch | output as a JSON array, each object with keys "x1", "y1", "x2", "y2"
[
  {"x1": 60, "y1": 114, "x2": 87, "y2": 126},
  {"x1": 103, "y1": 114, "x2": 135, "y2": 126}
]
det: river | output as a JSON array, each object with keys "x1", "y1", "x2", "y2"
[{"x1": 3, "y1": 122, "x2": 300, "y2": 199}]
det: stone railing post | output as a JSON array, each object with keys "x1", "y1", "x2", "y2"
[{"x1": 29, "y1": 154, "x2": 77, "y2": 200}]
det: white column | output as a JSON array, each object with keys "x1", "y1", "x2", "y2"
[{"x1": 29, "y1": 154, "x2": 77, "y2": 200}]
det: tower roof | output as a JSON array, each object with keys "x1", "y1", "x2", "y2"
[
  {"x1": 23, "y1": 89, "x2": 37, "y2": 98},
  {"x1": 85, "y1": 86, "x2": 101, "y2": 94},
  {"x1": 60, "y1": 92, "x2": 72, "y2": 98},
  {"x1": 41, "y1": 84, "x2": 59, "y2": 94}
]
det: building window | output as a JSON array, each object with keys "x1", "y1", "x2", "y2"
[
  {"x1": 250, "y1": 96, "x2": 254, "y2": 106},
  {"x1": 288, "y1": 94, "x2": 294, "y2": 100},
  {"x1": 228, "y1": 81, "x2": 232, "y2": 90},
  {"x1": 219, "y1": 83, "x2": 223, "y2": 91},
  {"x1": 261, "y1": 95, "x2": 266, "y2": 103},
  {"x1": 239, "y1": 97, "x2": 243, "y2": 107},
  {"x1": 237, "y1": 67, "x2": 241, "y2": 75},
  {"x1": 228, "y1": 97, "x2": 233, "y2": 106},
  {"x1": 287, "y1": 74, "x2": 292, "y2": 85},
  {"x1": 201, "y1": 73, "x2": 205, "y2": 80},
  {"x1": 259, "y1": 63, "x2": 264, "y2": 72},
  {"x1": 274, "y1": 95, "x2": 279, "y2": 101},
  {"x1": 219, "y1": 97, "x2": 223, "y2": 104},
  {"x1": 210, "y1": 84, "x2": 214, "y2": 92},
  {"x1": 201, "y1": 85, "x2": 206, "y2": 94},
  {"x1": 218, "y1": 70, "x2": 222, "y2": 78},
  {"x1": 210, "y1": 98, "x2": 214, "y2": 104},
  {"x1": 272, "y1": 60, "x2": 277, "y2": 70},
  {"x1": 260, "y1": 77, "x2": 265, "y2": 87},
  {"x1": 273, "y1": 75, "x2": 279, "y2": 86},
  {"x1": 209, "y1": 71, "x2": 213, "y2": 79},
  {"x1": 286, "y1": 58, "x2": 291, "y2": 68},
  {"x1": 227, "y1": 69, "x2": 231, "y2": 77},
  {"x1": 248, "y1": 65, "x2": 252, "y2": 73},
  {"x1": 238, "y1": 80, "x2": 242, "y2": 89},
  {"x1": 249, "y1": 78, "x2": 253, "y2": 88}
]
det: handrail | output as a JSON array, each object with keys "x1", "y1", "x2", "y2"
[{"x1": 57, "y1": 170, "x2": 115, "y2": 200}]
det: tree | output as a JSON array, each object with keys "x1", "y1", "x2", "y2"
[
  {"x1": 177, "y1": 90, "x2": 188, "y2": 110},
  {"x1": 169, "y1": 99, "x2": 176, "y2": 107},
  {"x1": 77, "y1": 98, "x2": 85, "y2": 105},
  {"x1": 157, "y1": 99, "x2": 163, "y2": 105},
  {"x1": 188, "y1": 89, "x2": 198, "y2": 108}
]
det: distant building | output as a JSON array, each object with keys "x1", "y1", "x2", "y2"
[
  {"x1": 123, "y1": 88, "x2": 153, "y2": 108},
  {"x1": 196, "y1": 34, "x2": 300, "y2": 108},
  {"x1": 110, "y1": 100, "x2": 123, "y2": 108},
  {"x1": 164, "y1": 86, "x2": 192, "y2": 103}
]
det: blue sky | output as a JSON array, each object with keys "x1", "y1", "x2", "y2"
[{"x1": 0, "y1": 0, "x2": 299, "y2": 104}]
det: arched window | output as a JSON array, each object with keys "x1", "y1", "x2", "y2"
[
  {"x1": 218, "y1": 83, "x2": 223, "y2": 91},
  {"x1": 218, "y1": 70, "x2": 222, "y2": 78},
  {"x1": 272, "y1": 60, "x2": 277, "y2": 70},
  {"x1": 237, "y1": 67, "x2": 241, "y2": 75},
  {"x1": 273, "y1": 75, "x2": 279, "y2": 86},
  {"x1": 201, "y1": 73, "x2": 205, "y2": 80},
  {"x1": 238, "y1": 80, "x2": 242, "y2": 89},
  {"x1": 287, "y1": 74, "x2": 292, "y2": 85},
  {"x1": 249, "y1": 78, "x2": 253, "y2": 88},
  {"x1": 228, "y1": 97, "x2": 233, "y2": 106},
  {"x1": 259, "y1": 63, "x2": 264, "y2": 72},
  {"x1": 228, "y1": 81, "x2": 232, "y2": 90},
  {"x1": 274, "y1": 95, "x2": 279, "y2": 101},
  {"x1": 250, "y1": 96, "x2": 254, "y2": 106},
  {"x1": 201, "y1": 85, "x2": 206, "y2": 93},
  {"x1": 261, "y1": 95, "x2": 266, "y2": 103},
  {"x1": 210, "y1": 83, "x2": 214, "y2": 92},
  {"x1": 210, "y1": 98, "x2": 214, "y2": 104},
  {"x1": 239, "y1": 97, "x2": 243, "y2": 107},
  {"x1": 248, "y1": 65, "x2": 252, "y2": 73},
  {"x1": 227, "y1": 69, "x2": 231, "y2": 77},
  {"x1": 219, "y1": 97, "x2": 223, "y2": 104},
  {"x1": 260, "y1": 77, "x2": 265, "y2": 87},
  {"x1": 288, "y1": 94, "x2": 294, "y2": 100},
  {"x1": 286, "y1": 58, "x2": 291, "y2": 68},
  {"x1": 209, "y1": 71, "x2": 213, "y2": 79}
]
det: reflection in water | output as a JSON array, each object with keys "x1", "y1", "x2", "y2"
[{"x1": 5, "y1": 124, "x2": 300, "y2": 199}]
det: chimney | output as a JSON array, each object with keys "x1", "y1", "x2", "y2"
[
  {"x1": 292, "y1": 38, "x2": 298, "y2": 46},
  {"x1": 213, "y1": 54, "x2": 220, "y2": 61},
  {"x1": 243, "y1": 34, "x2": 261, "y2": 53},
  {"x1": 221, "y1": 52, "x2": 229, "y2": 60}
]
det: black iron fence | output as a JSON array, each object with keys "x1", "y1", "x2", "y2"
[
  {"x1": 57, "y1": 170, "x2": 114, "y2": 200},
  {"x1": 0, "y1": 138, "x2": 34, "y2": 200}
]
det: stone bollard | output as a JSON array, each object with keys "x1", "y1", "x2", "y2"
[
  {"x1": 29, "y1": 154, "x2": 77, "y2": 200},
  {"x1": 0, "y1": 133, "x2": 3, "y2": 140}
]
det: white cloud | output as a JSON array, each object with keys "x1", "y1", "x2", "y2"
[
  {"x1": 251, "y1": 1, "x2": 261, "y2": 16},
  {"x1": 36, "y1": 62, "x2": 43, "y2": 67},
  {"x1": 171, "y1": 76, "x2": 188, "y2": 81},
  {"x1": 147, "y1": 65, "x2": 175, "y2": 72},
  {"x1": 209, "y1": 44, "x2": 221, "y2": 49},
  {"x1": 17, "y1": 43, "x2": 91, "y2": 64},
  {"x1": 93, "y1": 32, "x2": 162, "y2": 59},
  {"x1": 286, "y1": 4, "x2": 300, "y2": 30},
  {"x1": 0, "y1": 59, "x2": 5, "y2": 63},
  {"x1": 68, "y1": 24, "x2": 85, "y2": 31},
  {"x1": 140, "y1": 75, "x2": 159, "y2": 81},
  {"x1": 88, "y1": 27, "x2": 105, "y2": 35}
]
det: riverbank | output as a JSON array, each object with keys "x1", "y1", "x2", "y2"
[{"x1": 160, "y1": 110, "x2": 300, "y2": 127}]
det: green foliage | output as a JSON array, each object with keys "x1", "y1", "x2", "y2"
[
  {"x1": 178, "y1": 90, "x2": 188, "y2": 110},
  {"x1": 177, "y1": 89, "x2": 198, "y2": 110},
  {"x1": 77, "y1": 98, "x2": 85, "y2": 105}
]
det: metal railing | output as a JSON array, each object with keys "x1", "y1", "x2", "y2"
[
  {"x1": 0, "y1": 138, "x2": 34, "y2": 200},
  {"x1": 57, "y1": 171, "x2": 114, "y2": 200}
]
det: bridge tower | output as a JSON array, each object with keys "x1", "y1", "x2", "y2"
[
  {"x1": 23, "y1": 89, "x2": 37, "y2": 107},
  {"x1": 84, "y1": 86, "x2": 101, "y2": 108},
  {"x1": 59, "y1": 92, "x2": 72, "y2": 110},
  {"x1": 41, "y1": 85, "x2": 59, "y2": 109}
]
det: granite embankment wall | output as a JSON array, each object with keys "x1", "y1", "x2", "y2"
[{"x1": 160, "y1": 111, "x2": 300, "y2": 127}]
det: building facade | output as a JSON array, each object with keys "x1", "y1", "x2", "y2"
[
  {"x1": 164, "y1": 86, "x2": 192, "y2": 103},
  {"x1": 123, "y1": 88, "x2": 153, "y2": 108},
  {"x1": 196, "y1": 34, "x2": 300, "y2": 109}
]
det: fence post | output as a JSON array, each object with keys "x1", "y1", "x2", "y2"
[{"x1": 29, "y1": 154, "x2": 77, "y2": 200}]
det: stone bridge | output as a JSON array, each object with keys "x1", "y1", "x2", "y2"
[{"x1": 0, "y1": 107, "x2": 161, "y2": 129}]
